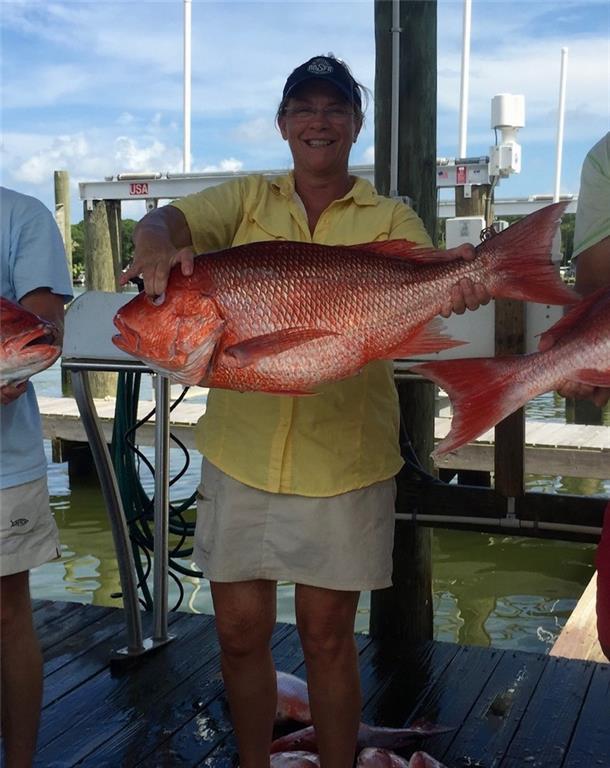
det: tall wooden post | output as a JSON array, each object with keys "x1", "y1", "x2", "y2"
[
  {"x1": 83, "y1": 200, "x2": 122, "y2": 398},
  {"x1": 54, "y1": 170, "x2": 74, "y2": 397},
  {"x1": 369, "y1": 0, "x2": 437, "y2": 648},
  {"x1": 54, "y1": 170, "x2": 72, "y2": 277}
]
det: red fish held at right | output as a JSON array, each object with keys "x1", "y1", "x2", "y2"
[{"x1": 410, "y1": 284, "x2": 610, "y2": 457}]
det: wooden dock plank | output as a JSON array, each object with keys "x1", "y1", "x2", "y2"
[
  {"x1": 550, "y1": 575, "x2": 606, "y2": 663},
  {"x1": 439, "y1": 650, "x2": 548, "y2": 768},
  {"x1": 38, "y1": 396, "x2": 610, "y2": 479},
  {"x1": 498, "y1": 655, "x2": 596, "y2": 768},
  {"x1": 562, "y1": 663, "x2": 610, "y2": 768},
  {"x1": 33, "y1": 600, "x2": 610, "y2": 767},
  {"x1": 88, "y1": 623, "x2": 298, "y2": 768},
  {"x1": 37, "y1": 613, "x2": 214, "y2": 762}
]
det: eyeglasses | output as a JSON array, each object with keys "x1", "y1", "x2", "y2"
[{"x1": 283, "y1": 106, "x2": 355, "y2": 124}]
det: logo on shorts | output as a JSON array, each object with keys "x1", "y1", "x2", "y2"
[{"x1": 10, "y1": 518, "x2": 29, "y2": 527}]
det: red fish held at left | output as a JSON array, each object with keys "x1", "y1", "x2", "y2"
[
  {"x1": 0, "y1": 296, "x2": 61, "y2": 386},
  {"x1": 112, "y1": 202, "x2": 577, "y2": 394}
]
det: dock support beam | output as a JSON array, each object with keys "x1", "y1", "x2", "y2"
[{"x1": 370, "y1": 0, "x2": 437, "y2": 648}]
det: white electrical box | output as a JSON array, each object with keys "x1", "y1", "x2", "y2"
[
  {"x1": 445, "y1": 216, "x2": 486, "y2": 248},
  {"x1": 489, "y1": 143, "x2": 522, "y2": 176}
]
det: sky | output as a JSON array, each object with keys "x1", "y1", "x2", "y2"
[{"x1": 1, "y1": 0, "x2": 609, "y2": 224}]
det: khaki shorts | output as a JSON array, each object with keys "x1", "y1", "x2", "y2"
[
  {"x1": 194, "y1": 458, "x2": 396, "y2": 591},
  {"x1": 0, "y1": 476, "x2": 61, "y2": 577}
]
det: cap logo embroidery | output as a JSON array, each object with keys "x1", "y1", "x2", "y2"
[{"x1": 307, "y1": 59, "x2": 333, "y2": 75}]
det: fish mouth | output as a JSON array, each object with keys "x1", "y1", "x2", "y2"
[
  {"x1": 112, "y1": 318, "x2": 139, "y2": 355},
  {"x1": 15, "y1": 326, "x2": 59, "y2": 356}
]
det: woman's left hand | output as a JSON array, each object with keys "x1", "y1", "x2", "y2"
[{"x1": 437, "y1": 243, "x2": 492, "y2": 317}]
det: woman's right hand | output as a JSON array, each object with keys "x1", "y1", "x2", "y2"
[
  {"x1": 120, "y1": 242, "x2": 195, "y2": 298},
  {"x1": 119, "y1": 206, "x2": 196, "y2": 299}
]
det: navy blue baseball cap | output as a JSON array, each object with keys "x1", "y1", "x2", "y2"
[{"x1": 282, "y1": 56, "x2": 362, "y2": 107}]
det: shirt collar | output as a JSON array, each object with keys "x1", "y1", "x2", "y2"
[{"x1": 271, "y1": 172, "x2": 378, "y2": 206}]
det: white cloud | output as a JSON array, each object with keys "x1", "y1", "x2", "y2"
[{"x1": 201, "y1": 158, "x2": 244, "y2": 173}]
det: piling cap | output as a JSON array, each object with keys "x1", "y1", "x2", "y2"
[{"x1": 282, "y1": 56, "x2": 361, "y2": 107}]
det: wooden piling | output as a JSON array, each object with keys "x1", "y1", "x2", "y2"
[
  {"x1": 369, "y1": 0, "x2": 437, "y2": 648},
  {"x1": 83, "y1": 199, "x2": 122, "y2": 398},
  {"x1": 54, "y1": 170, "x2": 72, "y2": 275},
  {"x1": 54, "y1": 170, "x2": 74, "y2": 397}
]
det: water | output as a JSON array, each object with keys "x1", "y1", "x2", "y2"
[{"x1": 30, "y1": 351, "x2": 607, "y2": 653}]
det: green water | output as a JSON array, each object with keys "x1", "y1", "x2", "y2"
[{"x1": 30, "y1": 357, "x2": 608, "y2": 653}]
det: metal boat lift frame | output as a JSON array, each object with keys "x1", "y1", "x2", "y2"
[{"x1": 62, "y1": 291, "x2": 175, "y2": 665}]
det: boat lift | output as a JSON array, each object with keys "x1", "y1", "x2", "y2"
[{"x1": 62, "y1": 291, "x2": 176, "y2": 665}]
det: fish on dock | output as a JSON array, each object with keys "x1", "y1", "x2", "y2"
[
  {"x1": 0, "y1": 296, "x2": 61, "y2": 386},
  {"x1": 356, "y1": 747, "x2": 410, "y2": 767},
  {"x1": 276, "y1": 671, "x2": 312, "y2": 724},
  {"x1": 267, "y1": 748, "x2": 448, "y2": 767},
  {"x1": 410, "y1": 283, "x2": 610, "y2": 457},
  {"x1": 112, "y1": 202, "x2": 576, "y2": 394},
  {"x1": 270, "y1": 720, "x2": 454, "y2": 753},
  {"x1": 269, "y1": 752, "x2": 320, "y2": 767}
]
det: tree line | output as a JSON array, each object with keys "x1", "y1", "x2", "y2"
[{"x1": 70, "y1": 219, "x2": 137, "y2": 280}]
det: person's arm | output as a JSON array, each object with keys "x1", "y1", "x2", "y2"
[
  {"x1": 120, "y1": 205, "x2": 196, "y2": 297},
  {"x1": 538, "y1": 236, "x2": 610, "y2": 407},
  {"x1": 574, "y1": 236, "x2": 610, "y2": 295}
]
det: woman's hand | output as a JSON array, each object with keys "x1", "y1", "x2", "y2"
[
  {"x1": 120, "y1": 206, "x2": 195, "y2": 299},
  {"x1": 437, "y1": 243, "x2": 492, "y2": 318},
  {"x1": 120, "y1": 242, "x2": 195, "y2": 298},
  {"x1": 538, "y1": 328, "x2": 610, "y2": 407}
]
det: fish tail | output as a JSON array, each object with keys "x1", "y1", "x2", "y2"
[
  {"x1": 483, "y1": 201, "x2": 578, "y2": 306},
  {"x1": 411, "y1": 356, "x2": 537, "y2": 456}
]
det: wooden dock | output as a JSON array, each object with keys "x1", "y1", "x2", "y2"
[
  {"x1": 35, "y1": 599, "x2": 610, "y2": 767},
  {"x1": 551, "y1": 575, "x2": 607, "y2": 663},
  {"x1": 38, "y1": 395, "x2": 610, "y2": 480}
]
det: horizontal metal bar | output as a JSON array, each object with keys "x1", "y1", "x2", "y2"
[{"x1": 62, "y1": 359, "x2": 151, "y2": 374}]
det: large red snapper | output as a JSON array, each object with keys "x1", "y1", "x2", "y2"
[
  {"x1": 112, "y1": 202, "x2": 576, "y2": 394},
  {"x1": 410, "y1": 284, "x2": 610, "y2": 457},
  {"x1": 0, "y1": 296, "x2": 61, "y2": 386}
]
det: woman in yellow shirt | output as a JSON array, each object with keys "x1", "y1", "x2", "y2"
[{"x1": 123, "y1": 55, "x2": 488, "y2": 768}]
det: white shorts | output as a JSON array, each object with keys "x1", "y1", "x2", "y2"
[
  {"x1": 0, "y1": 476, "x2": 61, "y2": 577},
  {"x1": 194, "y1": 458, "x2": 396, "y2": 591}
]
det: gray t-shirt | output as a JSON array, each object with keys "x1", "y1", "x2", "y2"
[{"x1": 1, "y1": 187, "x2": 73, "y2": 489}]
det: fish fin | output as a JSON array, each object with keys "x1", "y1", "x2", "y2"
[
  {"x1": 538, "y1": 286, "x2": 609, "y2": 349},
  {"x1": 410, "y1": 355, "x2": 536, "y2": 456},
  {"x1": 223, "y1": 328, "x2": 338, "y2": 367},
  {"x1": 383, "y1": 318, "x2": 467, "y2": 358},
  {"x1": 568, "y1": 369, "x2": 610, "y2": 387},
  {"x1": 356, "y1": 240, "x2": 441, "y2": 263},
  {"x1": 481, "y1": 201, "x2": 579, "y2": 306}
]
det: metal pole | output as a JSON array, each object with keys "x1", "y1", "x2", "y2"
[
  {"x1": 389, "y1": 0, "x2": 401, "y2": 197},
  {"x1": 553, "y1": 47, "x2": 568, "y2": 202},
  {"x1": 153, "y1": 374, "x2": 171, "y2": 642},
  {"x1": 70, "y1": 369, "x2": 144, "y2": 655},
  {"x1": 183, "y1": 0, "x2": 192, "y2": 173},
  {"x1": 458, "y1": 0, "x2": 472, "y2": 158}
]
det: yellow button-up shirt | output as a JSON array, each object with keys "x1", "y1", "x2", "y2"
[{"x1": 171, "y1": 173, "x2": 432, "y2": 496}]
